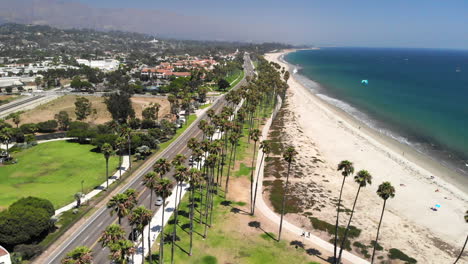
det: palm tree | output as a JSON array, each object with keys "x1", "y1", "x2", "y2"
[
  {"x1": 252, "y1": 140, "x2": 271, "y2": 216},
  {"x1": 171, "y1": 154, "x2": 187, "y2": 167},
  {"x1": 171, "y1": 165, "x2": 188, "y2": 264},
  {"x1": 0, "y1": 127, "x2": 13, "y2": 155},
  {"x1": 278, "y1": 146, "x2": 298, "y2": 241},
  {"x1": 249, "y1": 128, "x2": 260, "y2": 215},
  {"x1": 371, "y1": 182, "x2": 395, "y2": 263},
  {"x1": 334, "y1": 160, "x2": 355, "y2": 263},
  {"x1": 115, "y1": 136, "x2": 126, "y2": 178},
  {"x1": 74, "y1": 192, "x2": 83, "y2": 208},
  {"x1": 453, "y1": 210, "x2": 468, "y2": 264},
  {"x1": 154, "y1": 158, "x2": 171, "y2": 177},
  {"x1": 99, "y1": 224, "x2": 126, "y2": 248},
  {"x1": 128, "y1": 206, "x2": 152, "y2": 264},
  {"x1": 225, "y1": 132, "x2": 240, "y2": 195},
  {"x1": 120, "y1": 125, "x2": 132, "y2": 169},
  {"x1": 107, "y1": 193, "x2": 132, "y2": 224},
  {"x1": 188, "y1": 168, "x2": 202, "y2": 256},
  {"x1": 61, "y1": 246, "x2": 93, "y2": 264},
  {"x1": 204, "y1": 154, "x2": 218, "y2": 234},
  {"x1": 101, "y1": 143, "x2": 114, "y2": 190},
  {"x1": 124, "y1": 188, "x2": 139, "y2": 208},
  {"x1": 108, "y1": 239, "x2": 136, "y2": 264},
  {"x1": 143, "y1": 172, "x2": 158, "y2": 210},
  {"x1": 155, "y1": 178, "x2": 174, "y2": 264},
  {"x1": 337, "y1": 170, "x2": 372, "y2": 264}
]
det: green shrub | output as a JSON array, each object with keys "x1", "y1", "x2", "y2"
[
  {"x1": 388, "y1": 248, "x2": 417, "y2": 263},
  {"x1": 353, "y1": 241, "x2": 366, "y2": 249},
  {"x1": 371, "y1": 240, "x2": 384, "y2": 251}
]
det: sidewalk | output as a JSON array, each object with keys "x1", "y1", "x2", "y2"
[
  {"x1": 54, "y1": 155, "x2": 130, "y2": 216},
  {"x1": 251, "y1": 96, "x2": 370, "y2": 264}
]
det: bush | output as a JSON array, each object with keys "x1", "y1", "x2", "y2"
[
  {"x1": 388, "y1": 248, "x2": 417, "y2": 263},
  {"x1": 91, "y1": 134, "x2": 118, "y2": 149},
  {"x1": 36, "y1": 120, "x2": 58, "y2": 133},
  {"x1": 20, "y1": 123, "x2": 37, "y2": 134},
  {"x1": 10, "y1": 197, "x2": 55, "y2": 217},
  {"x1": 371, "y1": 240, "x2": 384, "y2": 251},
  {"x1": 13, "y1": 244, "x2": 43, "y2": 260},
  {"x1": 141, "y1": 119, "x2": 156, "y2": 129}
]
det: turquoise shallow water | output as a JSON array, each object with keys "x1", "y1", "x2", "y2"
[{"x1": 285, "y1": 48, "x2": 468, "y2": 176}]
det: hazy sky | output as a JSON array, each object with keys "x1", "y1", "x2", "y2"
[{"x1": 71, "y1": 0, "x2": 468, "y2": 49}]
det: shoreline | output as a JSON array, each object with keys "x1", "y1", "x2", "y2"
[
  {"x1": 278, "y1": 49, "x2": 468, "y2": 198},
  {"x1": 265, "y1": 50, "x2": 468, "y2": 262}
]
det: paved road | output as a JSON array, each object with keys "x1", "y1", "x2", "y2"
[{"x1": 43, "y1": 53, "x2": 254, "y2": 264}]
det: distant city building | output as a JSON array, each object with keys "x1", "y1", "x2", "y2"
[
  {"x1": 76, "y1": 59, "x2": 120, "y2": 71},
  {"x1": 0, "y1": 245, "x2": 11, "y2": 264}
]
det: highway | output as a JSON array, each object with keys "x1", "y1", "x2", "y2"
[{"x1": 42, "y1": 53, "x2": 254, "y2": 264}]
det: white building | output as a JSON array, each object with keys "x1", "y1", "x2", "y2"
[
  {"x1": 76, "y1": 59, "x2": 120, "y2": 71},
  {"x1": 0, "y1": 245, "x2": 11, "y2": 264}
]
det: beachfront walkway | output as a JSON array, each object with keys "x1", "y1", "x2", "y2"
[{"x1": 251, "y1": 96, "x2": 370, "y2": 264}]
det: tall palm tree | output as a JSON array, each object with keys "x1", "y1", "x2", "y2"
[
  {"x1": 334, "y1": 160, "x2": 355, "y2": 263},
  {"x1": 108, "y1": 239, "x2": 136, "y2": 264},
  {"x1": 143, "y1": 172, "x2": 158, "y2": 210},
  {"x1": 99, "y1": 224, "x2": 126, "y2": 248},
  {"x1": 171, "y1": 165, "x2": 188, "y2": 264},
  {"x1": 252, "y1": 140, "x2": 271, "y2": 216},
  {"x1": 61, "y1": 246, "x2": 93, "y2": 264},
  {"x1": 204, "y1": 154, "x2": 218, "y2": 233},
  {"x1": 188, "y1": 168, "x2": 203, "y2": 256},
  {"x1": 371, "y1": 182, "x2": 395, "y2": 263},
  {"x1": 115, "y1": 136, "x2": 126, "y2": 178},
  {"x1": 101, "y1": 143, "x2": 114, "y2": 190},
  {"x1": 337, "y1": 170, "x2": 373, "y2": 264},
  {"x1": 154, "y1": 158, "x2": 171, "y2": 178},
  {"x1": 107, "y1": 193, "x2": 131, "y2": 225},
  {"x1": 249, "y1": 128, "x2": 260, "y2": 215},
  {"x1": 128, "y1": 206, "x2": 152, "y2": 264},
  {"x1": 225, "y1": 132, "x2": 240, "y2": 195},
  {"x1": 453, "y1": 210, "x2": 468, "y2": 264},
  {"x1": 0, "y1": 127, "x2": 13, "y2": 155},
  {"x1": 155, "y1": 178, "x2": 174, "y2": 264},
  {"x1": 171, "y1": 154, "x2": 187, "y2": 168},
  {"x1": 278, "y1": 146, "x2": 298, "y2": 241},
  {"x1": 120, "y1": 125, "x2": 132, "y2": 169},
  {"x1": 124, "y1": 188, "x2": 139, "y2": 207}
]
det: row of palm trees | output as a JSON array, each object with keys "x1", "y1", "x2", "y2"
[{"x1": 60, "y1": 57, "x2": 288, "y2": 263}]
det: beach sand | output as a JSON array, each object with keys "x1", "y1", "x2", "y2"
[{"x1": 263, "y1": 50, "x2": 468, "y2": 263}]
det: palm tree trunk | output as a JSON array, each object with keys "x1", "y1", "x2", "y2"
[
  {"x1": 371, "y1": 199, "x2": 387, "y2": 263},
  {"x1": 160, "y1": 201, "x2": 166, "y2": 264},
  {"x1": 119, "y1": 153, "x2": 122, "y2": 179},
  {"x1": 141, "y1": 229, "x2": 145, "y2": 264},
  {"x1": 334, "y1": 176, "x2": 347, "y2": 264},
  {"x1": 106, "y1": 158, "x2": 109, "y2": 190},
  {"x1": 232, "y1": 143, "x2": 238, "y2": 169},
  {"x1": 453, "y1": 234, "x2": 468, "y2": 264},
  {"x1": 209, "y1": 168, "x2": 215, "y2": 226},
  {"x1": 189, "y1": 184, "x2": 195, "y2": 256},
  {"x1": 171, "y1": 183, "x2": 179, "y2": 264},
  {"x1": 337, "y1": 186, "x2": 362, "y2": 264},
  {"x1": 252, "y1": 152, "x2": 265, "y2": 216},
  {"x1": 224, "y1": 143, "x2": 235, "y2": 195},
  {"x1": 250, "y1": 141, "x2": 257, "y2": 215},
  {"x1": 128, "y1": 134, "x2": 132, "y2": 169},
  {"x1": 203, "y1": 176, "x2": 211, "y2": 238},
  {"x1": 278, "y1": 162, "x2": 292, "y2": 241},
  {"x1": 148, "y1": 215, "x2": 152, "y2": 263}
]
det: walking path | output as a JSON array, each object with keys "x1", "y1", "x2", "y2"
[{"x1": 251, "y1": 96, "x2": 370, "y2": 264}]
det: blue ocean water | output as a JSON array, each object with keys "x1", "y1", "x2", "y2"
[{"x1": 285, "y1": 48, "x2": 468, "y2": 175}]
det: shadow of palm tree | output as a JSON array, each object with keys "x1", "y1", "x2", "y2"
[{"x1": 248, "y1": 221, "x2": 277, "y2": 241}]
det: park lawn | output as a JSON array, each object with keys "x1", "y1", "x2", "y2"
[{"x1": 0, "y1": 141, "x2": 119, "y2": 209}]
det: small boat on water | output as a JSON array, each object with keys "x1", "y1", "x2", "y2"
[{"x1": 293, "y1": 68, "x2": 298, "y2": 74}]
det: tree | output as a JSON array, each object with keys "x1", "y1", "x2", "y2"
[
  {"x1": 252, "y1": 140, "x2": 270, "y2": 216},
  {"x1": 99, "y1": 224, "x2": 126, "y2": 248},
  {"x1": 61, "y1": 246, "x2": 93, "y2": 264},
  {"x1": 278, "y1": 146, "x2": 298, "y2": 241},
  {"x1": 154, "y1": 178, "x2": 174, "y2": 264},
  {"x1": 171, "y1": 165, "x2": 188, "y2": 264},
  {"x1": 141, "y1": 171, "x2": 158, "y2": 263},
  {"x1": 34, "y1": 76, "x2": 42, "y2": 89},
  {"x1": 101, "y1": 143, "x2": 114, "y2": 190},
  {"x1": 142, "y1": 102, "x2": 160, "y2": 121},
  {"x1": 154, "y1": 158, "x2": 171, "y2": 177},
  {"x1": 218, "y1": 78, "x2": 230, "y2": 91},
  {"x1": 7, "y1": 112, "x2": 21, "y2": 128},
  {"x1": 104, "y1": 92, "x2": 135, "y2": 123},
  {"x1": 0, "y1": 127, "x2": 13, "y2": 155},
  {"x1": 249, "y1": 128, "x2": 260, "y2": 215},
  {"x1": 55, "y1": 111, "x2": 71, "y2": 131},
  {"x1": 74, "y1": 192, "x2": 83, "y2": 208},
  {"x1": 188, "y1": 168, "x2": 202, "y2": 256},
  {"x1": 108, "y1": 239, "x2": 135, "y2": 264},
  {"x1": 74, "y1": 97, "x2": 92, "y2": 121},
  {"x1": 454, "y1": 210, "x2": 468, "y2": 263},
  {"x1": 337, "y1": 170, "x2": 372, "y2": 264},
  {"x1": 128, "y1": 206, "x2": 152, "y2": 264},
  {"x1": 107, "y1": 193, "x2": 131, "y2": 225},
  {"x1": 371, "y1": 182, "x2": 395, "y2": 263},
  {"x1": 334, "y1": 160, "x2": 355, "y2": 263},
  {"x1": 115, "y1": 136, "x2": 126, "y2": 178}
]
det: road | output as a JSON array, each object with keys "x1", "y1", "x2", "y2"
[{"x1": 42, "y1": 53, "x2": 255, "y2": 264}]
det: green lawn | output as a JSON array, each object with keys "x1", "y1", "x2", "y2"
[
  {"x1": 227, "y1": 70, "x2": 244, "y2": 88},
  {"x1": 0, "y1": 141, "x2": 119, "y2": 209}
]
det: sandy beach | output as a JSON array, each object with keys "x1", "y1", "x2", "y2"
[{"x1": 263, "y1": 50, "x2": 468, "y2": 263}]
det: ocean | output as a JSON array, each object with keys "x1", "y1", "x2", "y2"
[{"x1": 284, "y1": 48, "x2": 468, "y2": 177}]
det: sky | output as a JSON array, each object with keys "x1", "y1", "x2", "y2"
[{"x1": 66, "y1": 0, "x2": 467, "y2": 49}]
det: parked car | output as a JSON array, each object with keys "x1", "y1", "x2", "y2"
[{"x1": 155, "y1": 196, "x2": 163, "y2": 206}]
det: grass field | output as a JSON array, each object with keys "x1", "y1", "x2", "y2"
[
  {"x1": 227, "y1": 70, "x2": 244, "y2": 88},
  {"x1": 0, "y1": 141, "x2": 119, "y2": 209}
]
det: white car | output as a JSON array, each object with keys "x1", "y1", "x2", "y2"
[{"x1": 155, "y1": 196, "x2": 163, "y2": 206}]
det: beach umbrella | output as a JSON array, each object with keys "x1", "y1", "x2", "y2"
[
  {"x1": 435, "y1": 204, "x2": 441, "y2": 208},
  {"x1": 361, "y1": 79, "x2": 368, "y2": 85}
]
